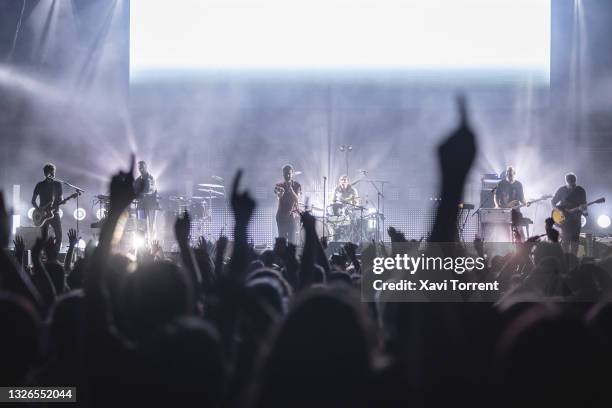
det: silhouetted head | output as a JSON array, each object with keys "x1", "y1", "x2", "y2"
[
  {"x1": 0, "y1": 293, "x2": 41, "y2": 385},
  {"x1": 123, "y1": 260, "x2": 192, "y2": 339},
  {"x1": 135, "y1": 317, "x2": 226, "y2": 407},
  {"x1": 498, "y1": 305, "x2": 601, "y2": 407},
  {"x1": 282, "y1": 164, "x2": 294, "y2": 182},
  {"x1": 252, "y1": 289, "x2": 373, "y2": 408},
  {"x1": 43, "y1": 163, "x2": 56, "y2": 179},
  {"x1": 48, "y1": 290, "x2": 84, "y2": 358},
  {"x1": 259, "y1": 249, "x2": 275, "y2": 267}
]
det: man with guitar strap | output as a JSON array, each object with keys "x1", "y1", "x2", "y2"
[
  {"x1": 31, "y1": 163, "x2": 63, "y2": 251},
  {"x1": 551, "y1": 173, "x2": 587, "y2": 255},
  {"x1": 495, "y1": 166, "x2": 530, "y2": 241}
]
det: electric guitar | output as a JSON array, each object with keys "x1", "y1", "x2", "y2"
[
  {"x1": 506, "y1": 194, "x2": 553, "y2": 210},
  {"x1": 32, "y1": 192, "x2": 80, "y2": 227},
  {"x1": 551, "y1": 197, "x2": 605, "y2": 226}
]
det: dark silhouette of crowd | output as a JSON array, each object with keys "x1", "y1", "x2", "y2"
[{"x1": 1, "y1": 99, "x2": 611, "y2": 407}]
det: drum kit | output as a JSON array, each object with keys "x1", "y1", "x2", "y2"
[
  {"x1": 302, "y1": 173, "x2": 387, "y2": 243},
  {"x1": 168, "y1": 182, "x2": 226, "y2": 221},
  {"x1": 321, "y1": 196, "x2": 383, "y2": 243}
]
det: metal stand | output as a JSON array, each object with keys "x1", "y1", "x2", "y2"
[
  {"x1": 322, "y1": 176, "x2": 327, "y2": 240},
  {"x1": 56, "y1": 177, "x2": 84, "y2": 254}
]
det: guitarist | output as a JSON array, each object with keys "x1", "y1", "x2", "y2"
[
  {"x1": 495, "y1": 166, "x2": 530, "y2": 240},
  {"x1": 31, "y1": 163, "x2": 63, "y2": 250},
  {"x1": 551, "y1": 173, "x2": 587, "y2": 254}
]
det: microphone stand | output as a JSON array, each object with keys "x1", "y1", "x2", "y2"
[
  {"x1": 322, "y1": 176, "x2": 327, "y2": 240},
  {"x1": 366, "y1": 178, "x2": 384, "y2": 242},
  {"x1": 55, "y1": 178, "x2": 85, "y2": 255}
]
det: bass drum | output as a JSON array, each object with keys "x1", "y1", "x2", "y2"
[{"x1": 299, "y1": 217, "x2": 330, "y2": 245}]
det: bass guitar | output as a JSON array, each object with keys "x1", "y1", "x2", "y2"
[
  {"x1": 551, "y1": 197, "x2": 605, "y2": 226},
  {"x1": 32, "y1": 192, "x2": 80, "y2": 227}
]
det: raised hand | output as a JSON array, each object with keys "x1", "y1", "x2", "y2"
[
  {"x1": 196, "y1": 236, "x2": 209, "y2": 254},
  {"x1": 231, "y1": 170, "x2": 256, "y2": 226},
  {"x1": 13, "y1": 235, "x2": 25, "y2": 265},
  {"x1": 387, "y1": 226, "x2": 406, "y2": 243},
  {"x1": 109, "y1": 154, "x2": 137, "y2": 213},
  {"x1": 0, "y1": 191, "x2": 10, "y2": 249},
  {"x1": 174, "y1": 211, "x2": 191, "y2": 246},
  {"x1": 67, "y1": 228, "x2": 78, "y2": 247},
  {"x1": 151, "y1": 240, "x2": 163, "y2": 258},
  {"x1": 300, "y1": 210, "x2": 316, "y2": 232},
  {"x1": 437, "y1": 95, "x2": 477, "y2": 186}
]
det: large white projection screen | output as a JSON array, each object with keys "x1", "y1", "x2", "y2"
[{"x1": 130, "y1": 0, "x2": 550, "y2": 80}]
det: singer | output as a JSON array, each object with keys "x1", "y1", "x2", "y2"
[{"x1": 274, "y1": 164, "x2": 301, "y2": 244}]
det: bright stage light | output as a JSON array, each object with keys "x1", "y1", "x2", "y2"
[
  {"x1": 598, "y1": 215, "x2": 611, "y2": 229},
  {"x1": 12, "y1": 214, "x2": 20, "y2": 235},
  {"x1": 57, "y1": 209, "x2": 63, "y2": 219},
  {"x1": 77, "y1": 239, "x2": 87, "y2": 250},
  {"x1": 27, "y1": 207, "x2": 35, "y2": 220},
  {"x1": 131, "y1": 0, "x2": 550, "y2": 79},
  {"x1": 133, "y1": 233, "x2": 145, "y2": 251},
  {"x1": 96, "y1": 208, "x2": 107, "y2": 220},
  {"x1": 581, "y1": 215, "x2": 587, "y2": 228},
  {"x1": 73, "y1": 208, "x2": 87, "y2": 221}
]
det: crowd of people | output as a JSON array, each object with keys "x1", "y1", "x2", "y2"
[{"x1": 1, "y1": 100, "x2": 612, "y2": 407}]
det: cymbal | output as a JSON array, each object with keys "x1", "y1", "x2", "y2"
[
  {"x1": 169, "y1": 196, "x2": 189, "y2": 201},
  {"x1": 197, "y1": 183, "x2": 224, "y2": 188},
  {"x1": 197, "y1": 188, "x2": 225, "y2": 196}
]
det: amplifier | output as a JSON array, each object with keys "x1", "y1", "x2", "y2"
[{"x1": 479, "y1": 208, "x2": 512, "y2": 224}]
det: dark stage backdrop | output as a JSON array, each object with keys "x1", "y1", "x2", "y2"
[{"x1": 1, "y1": 0, "x2": 611, "y2": 245}]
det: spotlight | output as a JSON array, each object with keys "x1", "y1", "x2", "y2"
[
  {"x1": 57, "y1": 209, "x2": 63, "y2": 219},
  {"x1": 96, "y1": 208, "x2": 107, "y2": 220},
  {"x1": 132, "y1": 233, "x2": 145, "y2": 251},
  {"x1": 73, "y1": 208, "x2": 86, "y2": 221},
  {"x1": 597, "y1": 214, "x2": 611, "y2": 229},
  {"x1": 27, "y1": 207, "x2": 35, "y2": 220},
  {"x1": 12, "y1": 214, "x2": 20, "y2": 235},
  {"x1": 581, "y1": 215, "x2": 587, "y2": 228},
  {"x1": 77, "y1": 239, "x2": 87, "y2": 250}
]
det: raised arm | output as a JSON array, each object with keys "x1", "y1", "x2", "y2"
[
  {"x1": 64, "y1": 228, "x2": 78, "y2": 273},
  {"x1": 175, "y1": 211, "x2": 203, "y2": 294},
  {"x1": 30, "y1": 237, "x2": 57, "y2": 310},
  {"x1": 429, "y1": 96, "x2": 477, "y2": 243},
  {"x1": 85, "y1": 155, "x2": 138, "y2": 335}
]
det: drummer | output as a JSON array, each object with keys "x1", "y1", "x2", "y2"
[{"x1": 334, "y1": 175, "x2": 359, "y2": 205}]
